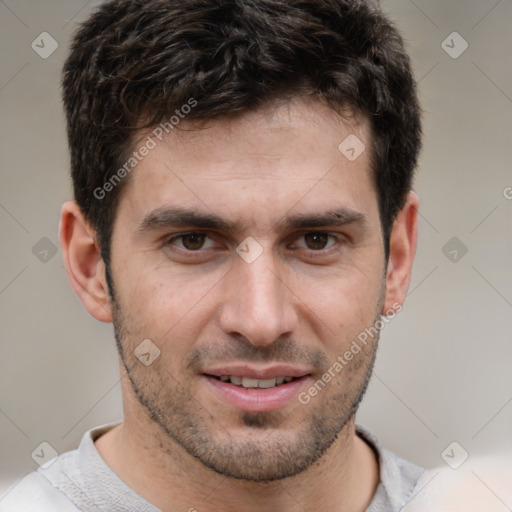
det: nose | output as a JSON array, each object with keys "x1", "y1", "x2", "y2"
[{"x1": 218, "y1": 249, "x2": 299, "y2": 347}]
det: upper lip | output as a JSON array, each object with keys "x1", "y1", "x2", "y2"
[{"x1": 203, "y1": 364, "x2": 311, "y2": 380}]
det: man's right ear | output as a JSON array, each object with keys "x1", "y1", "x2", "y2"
[{"x1": 59, "y1": 201, "x2": 113, "y2": 323}]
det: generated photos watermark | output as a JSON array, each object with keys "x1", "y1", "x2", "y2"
[
  {"x1": 298, "y1": 302, "x2": 403, "y2": 405},
  {"x1": 94, "y1": 97, "x2": 198, "y2": 200}
]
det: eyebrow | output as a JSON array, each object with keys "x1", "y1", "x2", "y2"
[{"x1": 136, "y1": 206, "x2": 367, "y2": 235}]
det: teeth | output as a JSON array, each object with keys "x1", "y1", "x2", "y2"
[
  {"x1": 216, "y1": 376, "x2": 295, "y2": 388},
  {"x1": 242, "y1": 377, "x2": 259, "y2": 388},
  {"x1": 256, "y1": 378, "x2": 276, "y2": 389}
]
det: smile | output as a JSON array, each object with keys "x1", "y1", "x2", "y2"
[
  {"x1": 204, "y1": 372, "x2": 310, "y2": 412},
  {"x1": 209, "y1": 376, "x2": 296, "y2": 388}
]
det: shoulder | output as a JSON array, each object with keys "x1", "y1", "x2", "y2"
[
  {"x1": 356, "y1": 425, "x2": 426, "y2": 511},
  {"x1": 1, "y1": 424, "x2": 119, "y2": 512},
  {"x1": 0, "y1": 470, "x2": 81, "y2": 512},
  {"x1": 376, "y1": 446, "x2": 426, "y2": 509}
]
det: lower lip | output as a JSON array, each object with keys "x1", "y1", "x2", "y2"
[{"x1": 204, "y1": 375, "x2": 309, "y2": 412}]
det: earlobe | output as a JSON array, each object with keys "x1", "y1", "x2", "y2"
[
  {"x1": 59, "y1": 201, "x2": 113, "y2": 323},
  {"x1": 382, "y1": 191, "x2": 419, "y2": 315}
]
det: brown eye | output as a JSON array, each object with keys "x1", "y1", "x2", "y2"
[
  {"x1": 181, "y1": 233, "x2": 205, "y2": 250},
  {"x1": 303, "y1": 232, "x2": 330, "y2": 250},
  {"x1": 170, "y1": 232, "x2": 215, "y2": 251}
]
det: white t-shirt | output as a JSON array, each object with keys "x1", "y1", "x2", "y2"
[{"x1": 0, "y1": 424, "x2": 425, "y2": 512}]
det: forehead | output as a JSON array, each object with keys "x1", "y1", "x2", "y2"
[{"x1": 117, "y1": 97, "x2": 378, "y2": 231}]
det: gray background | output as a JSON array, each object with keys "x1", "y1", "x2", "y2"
[{"x1": 1, "y1": 0, "x2": 511, "y2": 503}]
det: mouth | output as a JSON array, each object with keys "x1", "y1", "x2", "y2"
[
  {"x1": 207, "y1": 375, "x2": 298, "y2": 389},
  {"x1": 202, "y1": 365, "x2": 311, "y2": 412}
]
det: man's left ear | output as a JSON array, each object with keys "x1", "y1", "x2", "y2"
[{"x1": 382, "y1": 191, "x2": 419, "y2": 315}]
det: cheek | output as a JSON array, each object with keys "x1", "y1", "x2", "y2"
[
  {"x1": 293, "y1": 275, "x2": 383, "y2": 375},
  {"x1": 296, "y1": 266, "x2": 381, "y2": 327},
  {"x1": 116, "y1": 269, "x2": 217, "y2": 353}
]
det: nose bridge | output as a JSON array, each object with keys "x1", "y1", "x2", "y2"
[
  {"x1": 244, "y1": 254, "x2": 282, "y2": 312},
  {"x1": 219, "y1": 247, "x2": 296, "y2": 346}
]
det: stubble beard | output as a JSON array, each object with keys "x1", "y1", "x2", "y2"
[{"x1": 109, "y1": 280, "x2": 381, "y2": 482}]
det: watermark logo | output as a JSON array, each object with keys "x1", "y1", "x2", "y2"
[
  {"x1": 236, "y1": 237, "x2": 263, "y2": 264},
  {"x1": 338, "y1": 134, "x2": 366, "y2": 162},
  {"x1": 441, "y1": 32, "x2": 468, "y2": 59},
  {"x1": 31, "y1": 441, "x2": 58, "y2": 468},
  {"x1": 441, "y1": 441, "x2": 469, "y2": 469},
  {"x1": 31, "y1": 32, "x2": 58, "y2": 59},
  {"x1": 442, "y1": 236, "x2": 468, "y2": 263},
  {"x1": 134, "y1": 339, "x2": 161, "y2": 366},
  {"x1": 32, "y1": 237, "x2": 58, "y2": 263}
]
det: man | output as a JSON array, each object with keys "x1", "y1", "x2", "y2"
[{"x1": 2, "y1": 0, "x2": 425, "y2": 510}]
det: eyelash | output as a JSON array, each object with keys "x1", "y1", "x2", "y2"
[{"x1": 165, "y1": 231, "x2": 341, "y2": 257}]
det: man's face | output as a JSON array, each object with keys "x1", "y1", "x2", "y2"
[{"x1": 108, "y1": 98, "x2": 387, "y2": 481}]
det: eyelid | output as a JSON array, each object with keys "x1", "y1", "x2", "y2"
[
  {"x1": 167, "y1": 231, "x2": 218, "y2": 251},
  {"x1": 290, "y1": 231, "x2": 340, "y2": 251}
]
